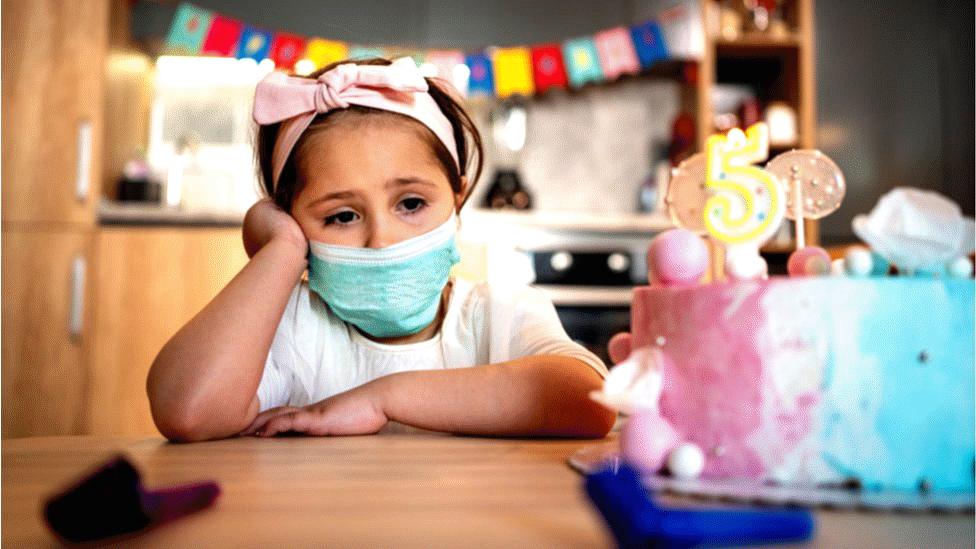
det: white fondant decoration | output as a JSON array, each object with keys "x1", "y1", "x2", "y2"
[
  {"x1": 844, "y1": 246, "x2": 873, "y2": 277},
  {"x1": 852, "y1": 187, "x2": 976, "y2": 272},
  {"x1": 589, "y1": 347, "x2": 666, "y2": 415},
  {"x1": 668, "y1": 443, "x2": 706, "y2": 480},
  {"x1": 947, "y1": 256, "x2": 974, "y2": 278}
]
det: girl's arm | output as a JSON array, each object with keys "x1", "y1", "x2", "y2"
[
  {"x1": 245, "y1": 356, "x2": 616, "y2": 439},
  {"x1": 147, "y1": 199, "x2": 307, "y2": 442}
]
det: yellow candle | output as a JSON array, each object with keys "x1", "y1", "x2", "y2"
[{"x1": 703, "y1": 123, "x2": 785, "y2": 248}]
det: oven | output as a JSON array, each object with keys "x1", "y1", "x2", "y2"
[
  {"x1": 459, "y1": 211, "x2": 661, "y2": 366},
  {"x1": 526, "y1": 235, "x2": 654, "y2": 365}
]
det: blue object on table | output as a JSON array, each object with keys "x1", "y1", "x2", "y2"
[{"x1": 584, "y1": 464, "x2": 814, "y2": 548}]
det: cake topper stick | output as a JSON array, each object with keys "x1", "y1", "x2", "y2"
[
  {"x1": 793, "y1": 178, "x2": 806, "y2": 248},
  {"x1": 702, "y1": 123, "x2": 786, "y2": 280}
]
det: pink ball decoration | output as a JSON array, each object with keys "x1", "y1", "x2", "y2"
[
  {"x1": 621, "y1": 409, "x2": 682, "y2": 474},
  {"x1": 647, "y1": 229, "x2": 709, "y2": 286},
  {"x1": 787, "y1": 246, "x2": 831, "y2": 277}
]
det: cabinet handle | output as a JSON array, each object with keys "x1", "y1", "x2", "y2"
[
  {"x1": 69, "y1": 255, "x2": 86, "y2": 341},
  {"x1": 75, "y1": 120, "x2": 92, "y2": 202}
]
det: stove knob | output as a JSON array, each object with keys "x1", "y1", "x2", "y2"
[
  {"x1": 607, "y1": 252, "x2": 630, "y2": 273},
  {"x1": 550, "y1": 251, "x2": 573, "y2": 271}
]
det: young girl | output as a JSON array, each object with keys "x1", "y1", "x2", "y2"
[{"x1": 147, "y1": 57, "x2": 614, "y2": 442}]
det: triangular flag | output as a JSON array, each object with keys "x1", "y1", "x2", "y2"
[
  {"x1": 164, "y1": 3, "x2": 214, "y2": 55},
  {"x1": 630, "y1": 21, "x2": 669, "y2": 69},
  {"x1": 424, "y1": 50, "x2": 465, "y2": 80},
  {"x1": 269, "y1": 32, "x2": 306, "y2": 70},
  {"x1": 424, "y1": 50, "x2": 467, "y2": 95},
  {"x1": 492, "y1": 47, "x2": 534, "y2": 98},
  {"x1": 530, "y1": 44, "x2": 568, "y2": 94},
  {"x1": 305, "y1": 38, "x2": 349, "y2": 69},
  {"x1": 235, "y1": 26, "x2": 273, "y2": 61},
  {"x1": 594, "y1": 27, "x2": 640, "y2": 80},
  {"x1": 201, "y1": 14, "x2": 243, "y2": 56},
  {"x1": 348, "y1": 45, "x2": 387, "y2": 60},
  {"x1": 562, "y1": 37, "x2": 604, "y2": 88},
  {"x1": 465, "y1": 54, "x2": 494, "y2": 96}
]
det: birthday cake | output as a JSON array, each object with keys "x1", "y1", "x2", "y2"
[
  {"x1": 591, "y1": 123, "x2": 975, "y2": 498},
  {"x1": 630, "y1": 276, "x2": 974, "y2": 493}
]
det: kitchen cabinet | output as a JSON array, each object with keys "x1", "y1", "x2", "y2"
[
  {"x1": 87, "y1": 227, "x2": 249, "y2": 436},
  {"x1": 2, "y1": 225, "x2": 249, "y2": 438},
  {"x1": 2, "y1": 229, "x2": 95, "y2": 437},
  {"x1": 1, "y1": 0, "x2": 107, "y2": 225}
]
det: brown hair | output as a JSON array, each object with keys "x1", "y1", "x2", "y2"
[{"x1": 255, "y1": 57, "x2": 483, "y2": 212}]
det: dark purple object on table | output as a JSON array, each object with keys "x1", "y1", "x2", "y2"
[{"x1": 43, "y1": 455, "x2": 220, "y2": 543}]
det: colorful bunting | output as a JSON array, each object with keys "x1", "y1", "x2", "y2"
[
  {"x1": 424, "y1": 50, "x2": 465, "y2": 81},
  {"x1": 164, "y1": 3, "x2": 214, "y2": 55},
  {"x1": 201, "y1": 15, "x2": 243, "y2": 56},
  {"x1": 236, "y1": 26, "x2": 272, "y2": 61},
  {"x1": 269, "y1": 32, "x2": 306, "y2": 70},
  {"x1": 492, "y1": 47, "x2": 534, "y2": 98},
  {"x1": 164, "y1": 2, "x2": 674, "y2": 98},
  {"x1": 630, "y1": 21, "x2": 669, "y2": 69},
  {"x1": 304, "y1": 38, "x2": 349, "y2": 69},
  {"x1": 594, "y1": 27, "x2": 640, "y2": 80},
  {"x1": 530, "y1": 44, "x2": 568, "y2": 94},
  {"x1": 466, "y1": 54, "x2": 495, "y2": 96},
  {"x1": 562, "y1": 37, "x2": 604, "y2": 88},
  {"x1": 348, "y1": 45, "x2": 387, "y2": 60}
]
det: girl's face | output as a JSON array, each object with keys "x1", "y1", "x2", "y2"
[{"x1": 290, "y1": 116, "x2": 463, "y2": 247}]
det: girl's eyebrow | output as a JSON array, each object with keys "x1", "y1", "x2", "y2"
[
  {"x1": 307, "y1": 177, "x2": 436, "y2": 208},
  {"x1": 307, "y1": 190, "x2": 355, "y2": 207},
  {"x1": 385, "y1": 176, "x2": 437, "y2": 189}
]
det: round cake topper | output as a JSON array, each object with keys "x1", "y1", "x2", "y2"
[
  {"x1": 765, "y1": 150, "x2": 846, "y2": 220},
  {"x1": 665, "y1": 152, "x2": 709, "y2": 233}
]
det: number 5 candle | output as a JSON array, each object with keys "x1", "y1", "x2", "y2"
[{"x1": 703, "y1": 123, "x2": 786, "y2": 279}]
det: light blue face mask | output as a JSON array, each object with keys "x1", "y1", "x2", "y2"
[{"x1": 307, "y1": 214, "x2": 461, "y2": 338}]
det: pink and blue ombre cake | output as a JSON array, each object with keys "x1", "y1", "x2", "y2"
[{"x1": 631, "y1": 277, "x2": 975, "y2": 493}]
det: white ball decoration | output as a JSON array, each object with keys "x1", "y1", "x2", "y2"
[
  {"x1": 843, "y1": 246, "x2": 874, "y2": 277},
  {"x1": 947, "y1": 256, "x2": 974, "y2": 278},
  {"x1": 830, "y1": 258, "x2": 846, "y2": 276},
  {"x1": 667, "y1": 442, "x2": 706, "y2": 480},
  {"x1": 726, "y1": 254, "x2": 768, "y2": 281}
]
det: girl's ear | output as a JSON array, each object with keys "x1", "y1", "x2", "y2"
[{"x1": 454, "y1": 175, "x2": 469, "y2": 211}]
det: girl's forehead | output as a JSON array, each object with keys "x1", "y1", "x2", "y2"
[{"x1": 295, "y1": 117, "x2": 453, "y2": 193}]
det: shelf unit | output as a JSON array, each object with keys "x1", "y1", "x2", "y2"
[{"x1": 693, "y1": 0, "x2": 817, "y2": 276}]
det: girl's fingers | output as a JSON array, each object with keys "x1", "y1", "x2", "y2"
[
  {"x1": 259, "y1": 408, "x2": 331, "y2": 437},
  {"x1": 241, "y1": 406, "x2": 301, "y2": 435}
]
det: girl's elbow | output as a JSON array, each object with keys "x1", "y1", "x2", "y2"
[
  {"x1": 579, "y1": 406, "x2": 616, "y2": 439},
  {"x1": 149, "y1": 394, "x2": 215, "y2": 443}
]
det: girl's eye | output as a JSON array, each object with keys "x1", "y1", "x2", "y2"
[
  {"x1": 324, "y1": 210, "x2": 359, "y2": 226},
  {"x1": 398, "y1": 197, "x2": 427, "y2": 214}
]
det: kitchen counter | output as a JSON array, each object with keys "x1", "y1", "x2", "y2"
[
  {"x1": 98, "y1": 200, "x2": 244, "y2": 227},
  {"x1": 98, "y1": 201, "x2": 672, "y2": 234}
]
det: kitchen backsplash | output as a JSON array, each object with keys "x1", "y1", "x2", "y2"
[{"x1": 467, "y1": 78, "x2": 680, "y2": 214}]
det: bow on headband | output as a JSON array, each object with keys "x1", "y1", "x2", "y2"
[{"x1": 252, "y1": 57, "x2": 460, "y2": 189}]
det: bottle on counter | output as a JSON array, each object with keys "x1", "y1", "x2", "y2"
[{"x1": 637, "y1": 141, "x2": 670, "y2": 213}]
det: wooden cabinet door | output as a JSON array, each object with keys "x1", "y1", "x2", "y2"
[
  {"x1": 1, "y1": 0, "x2": 108, "y2": 225},
  {"x1": 89, "y1": 227, "x2": 249, "y2": 436},
  {"x1": 2, "y1": 229, "x2": 95, "y2": 437}
]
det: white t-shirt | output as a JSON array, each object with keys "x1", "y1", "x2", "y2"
[{"x1": 256, "y1": 277, "x2": 609, "y2": 412}]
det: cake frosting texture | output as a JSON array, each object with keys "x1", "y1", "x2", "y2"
[{"x1": 632, "y1": 277, "x2": 975, "y2": 492}]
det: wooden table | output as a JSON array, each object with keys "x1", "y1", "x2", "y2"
[{"x1": 3, "y1": 433, "x2": 973, "y2": 547}]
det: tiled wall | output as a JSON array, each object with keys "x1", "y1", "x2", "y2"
[{"x1": 467, "y1": 79, "x2": 681, "y2": 214}]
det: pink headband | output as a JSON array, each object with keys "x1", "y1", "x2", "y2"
[{"x1": 252, "y1": 57, "x2": 460, "y2": 190}]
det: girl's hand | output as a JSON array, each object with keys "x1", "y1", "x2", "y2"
[
  {"x1": 240, "y1": 383, "x2": 389, "y2": 437},
  {"x1": 242, "y1": 198, "x2": 308, "y2": 258}
]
